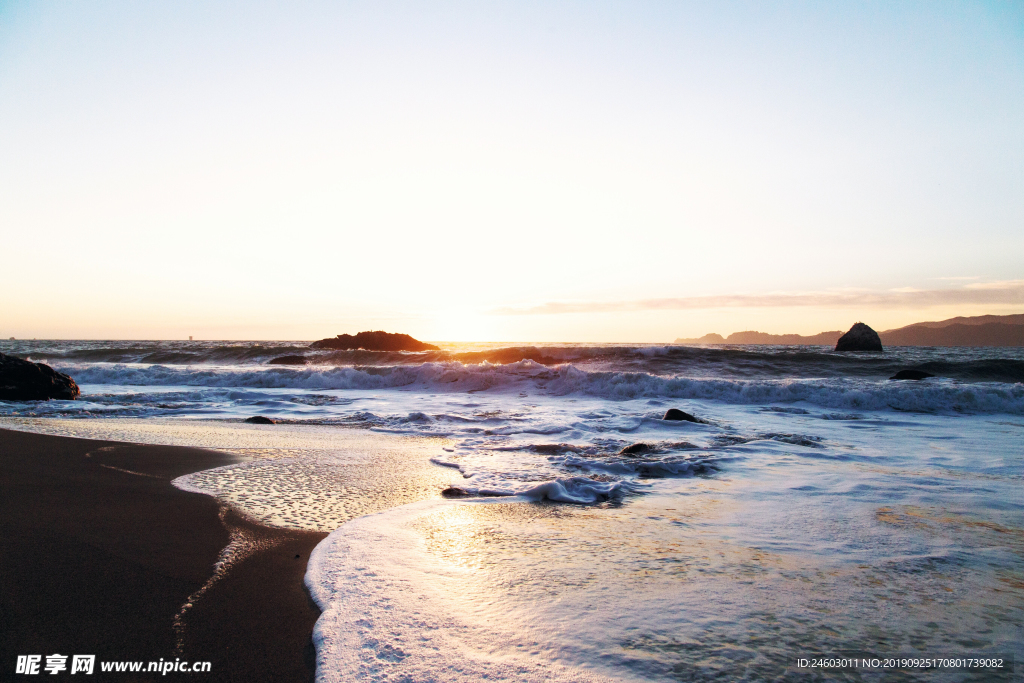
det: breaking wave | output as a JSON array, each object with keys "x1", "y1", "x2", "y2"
[
  {"x1": 5, "y1": 339, "x2": 1022, "y2": 381},
  {"x1": 50, "y1": 359, "x2": 1024, "y2": 414}
]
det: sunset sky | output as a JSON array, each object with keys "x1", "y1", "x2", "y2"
[{"x1": 1, "y1": 1, "x2": 1022, "y2": 341}]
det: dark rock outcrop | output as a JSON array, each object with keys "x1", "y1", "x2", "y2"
[
  {"x1": 889, "y1": 369, "x2": 935, "y2": 381},
  {"x1": 531, "y1": 444, "x2": 573, "y2": 454},
  {"x1": 0, "y1": 353, "x2": 80, "y2": 401},
  {"x1": 835, "y1": 323, "x2": 883, "y2": 352},
  {"x1": 244, "y1": 416, "x2": 275, "y2": 424},
  {"x1": 663, "y1": 408, "x2": 701, "y2": 422},
  {"x1": 310, "y1": 331, "x2": 439, "y2": 352},
  {"x1": 268, "y1": 355, "x2": 308, "y2": 365},
  {"x1": 441, "y1": 487, "x2": 471, "y2": 498},
  {"x1": 620, "y1": 443, "x2": 654, "y2": 456}
]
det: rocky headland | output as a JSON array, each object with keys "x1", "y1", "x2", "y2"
[{"x1": 310, "y1": 331, "x2": 439, "y2": 352}]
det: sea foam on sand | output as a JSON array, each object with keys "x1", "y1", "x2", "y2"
[{"x1": 305, "y1": 499, "x2": 619, "y2": 683}]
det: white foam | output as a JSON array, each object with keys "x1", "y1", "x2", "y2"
[
  {"x1": 305, "y1": 499, "x2": 620, "y2": 683},
  {"x1": 40, "y1": 359, "x2": 1024, "y2": 415},
  {"x1": 516, "y1": 477, "x2": 639, "y2": 503},
  {"x1": 440, "y1": 476, "x2": 646, "y2": 503}
]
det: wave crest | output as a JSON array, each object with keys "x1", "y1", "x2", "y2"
[{"x1": 50, "y1": 360, "x2": 1024, "y2": 414}]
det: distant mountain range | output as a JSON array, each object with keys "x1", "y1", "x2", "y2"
[{"x1": 675, "y1": 314, "x2": 1024, "y2": 347}]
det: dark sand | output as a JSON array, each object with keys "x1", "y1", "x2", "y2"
[{"x1": 0, "y1": 428, "x2": 326, "y2": 681}]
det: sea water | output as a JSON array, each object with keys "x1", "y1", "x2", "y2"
[{"x1": 1, "y1": 340, "x2": 1021, "y2": 680}]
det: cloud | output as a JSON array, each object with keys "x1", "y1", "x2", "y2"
[
  {"x1": 964, "y1": 279, "x2": 1024, "y2": 290},
  {"x1": 491, "y1": 280, "x2": 1024, "y2": 315}
]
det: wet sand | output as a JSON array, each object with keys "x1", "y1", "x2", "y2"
[{"x1": 0, "y1": 428, "x2": 325, "y2": 682}]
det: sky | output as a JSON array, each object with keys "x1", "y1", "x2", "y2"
[{"x1": 1, "y1": 0, "x2": 1022, "y2": 341}]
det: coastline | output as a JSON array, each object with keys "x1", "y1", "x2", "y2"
[
  {"x1": 0, "y1": 428, "x2": 325, "y2": 682},
  {"x1": 1, "y1": 348, "x2": 1021, "y2": 680}
]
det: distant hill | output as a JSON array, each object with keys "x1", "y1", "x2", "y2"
[
  {"x1": 675, "y1": 331, "x2": 842, "y2": 345},
  {"x1": 675, "y1": 314, "x2": 1024, "y2": 347},
  {"x1": 891, "y1": 313, "x2": 1024, "y2": 329},
  {"x1": 879, "y1": 322, "x2": 1024, "y2": 347}
]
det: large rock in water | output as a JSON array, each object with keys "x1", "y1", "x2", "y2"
[
  {"x1": 268, "y1": 355, "x2": 308, "y2": 365},
  {"x1": 890, "y1": 369, "x2": 934, "y2": 381},
  {"x1": 310, "y1": 331, "x2": 439, "y2": 352},
  {"x1": 0, "y1": 353, "x2": 80, "y2": 401},
  {"x1": 835, "y1": 323, "x2": 883, "y2": 352},
  {"x1": 663, "y1": 408, "x2": 702, "y2": 423}
]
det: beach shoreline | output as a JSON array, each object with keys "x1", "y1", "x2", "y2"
[
  {"x1": 0, "y1": 427, "x2": 325, "y2": 682},
  {"x1": 1, "y1": 345, "x2": 1021, "y2": 681}
]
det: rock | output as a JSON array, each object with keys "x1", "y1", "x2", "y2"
[
  {"x1": 889, "y1": 369, "x2": 934, "y2": 381},
  {"x1": 244, "y1": 416, "x2": 275, "y2": 424},
  {"x1": 835, "y1": 322, "x2": 883, "y2": 352},
  {"x1": 619, "y1": 443, "x2": 654, "y2": 456},
  {"x1": 0, "y1": 353, "x2": 80, "y2": 401},
  {"x1": 532, "y1": 444, "x2": 573, "y2": 454},
  {"x1": 268, "y1": 355, "x2": 308, "y2": 365},
  {"x1": 441, "y1": 487, "x2": 471, "y2": 498},
  {"x1": 663, "y1": 408, "x2": 701, "y2": 422},
  {"x1": 310, "y1": 331, "x2": 439, "y2": 352}
]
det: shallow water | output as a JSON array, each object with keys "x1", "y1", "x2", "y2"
[
  {"x1": 305, "y1": 407, "x2": 1023, "y2": 681},
  {"x1": 310, "y1": 496, "x2": 1023, "y2": 682}
]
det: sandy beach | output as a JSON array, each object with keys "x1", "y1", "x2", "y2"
[{"x1": 0, "y1": 428, "x2": 325, "y2": 682}]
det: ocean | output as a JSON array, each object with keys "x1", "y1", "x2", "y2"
[{"x1": 1, "y1": 339, "x2": 1022, "y2": 681}]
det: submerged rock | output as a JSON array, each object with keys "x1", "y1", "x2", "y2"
[
  {"x1": 835, "y1": 323, "x2": 883, "y2": 352},
  {"x1": 0, "y1": 353, "x2": 80, "y2": 401},
  {"x1": 890, "y1": 369, "x2": 935, "y2": 381},
  {"x1": 310, "y1": 331, "x2": 439, "y2": 352},
  {"x1": 531, "y1": 444, "x2": 574, "y2": 454},
  {"x1": 268, "y1": 355, "x2": 308, "y2": 365},
  {"x1": 619, "y1": 443, "x2": 654, "y2": 456},
  {"x1": 244, "y1": 415, "x2": 275, "y2": 424},
  {"x1": 663, "y1": 408, "x2": 701, "y2": 422}
]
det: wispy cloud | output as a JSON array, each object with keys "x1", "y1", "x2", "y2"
[
  {"x1": 491, "y1": 281, "x2": 1024, "y2": 316},
  {"x1": 964, "y1": 279, "x2": 1024, "y2": 290}
]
